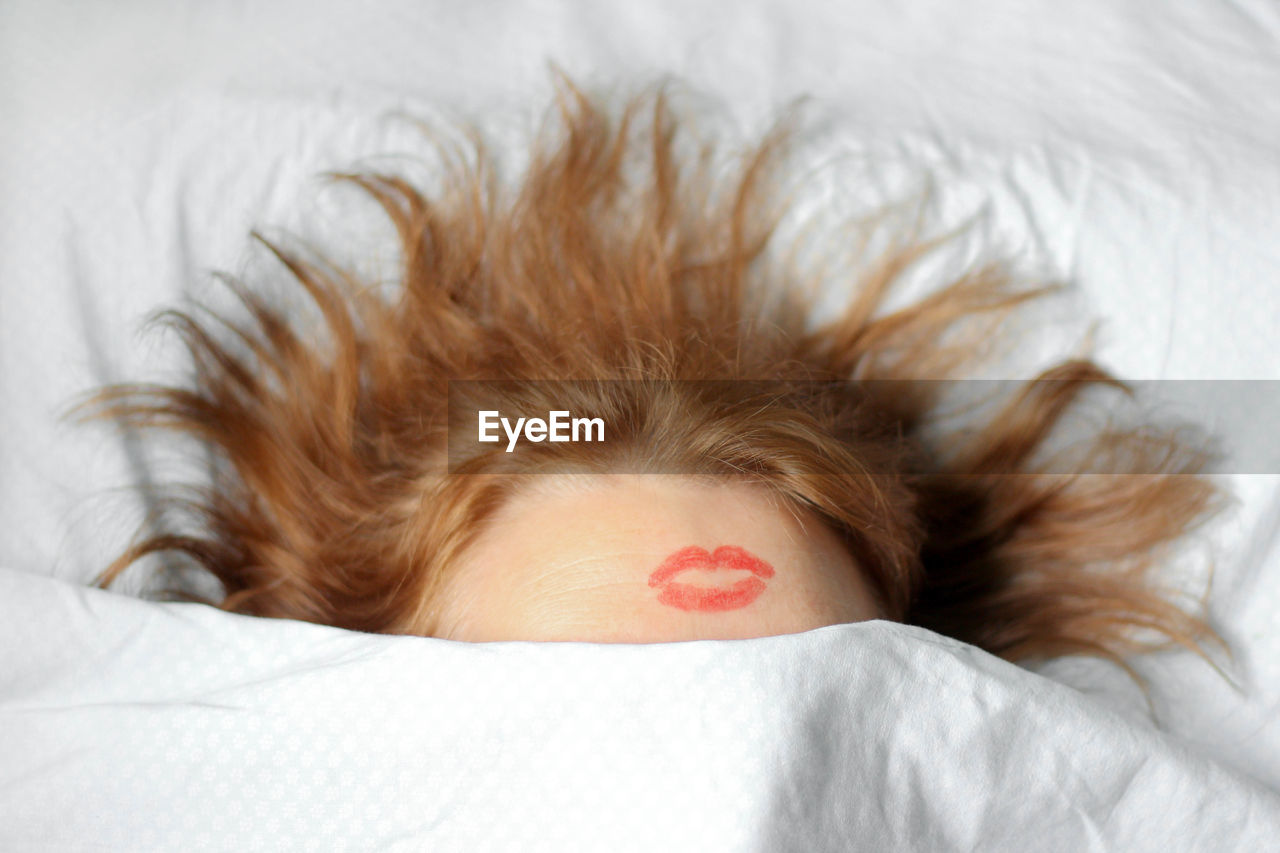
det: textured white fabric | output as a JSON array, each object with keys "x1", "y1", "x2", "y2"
[
  {"x1": 3, "y1": 567, "x2": 1278, "y2": 851},
  {"x1": 2, "y1": 0, "x2": 1279, "y2": 849}
]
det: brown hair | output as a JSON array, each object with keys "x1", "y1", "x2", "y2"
[{"x1": 79, "y1": 79, "x2": 1224, "y2": 672}]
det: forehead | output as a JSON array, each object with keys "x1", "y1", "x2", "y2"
[{"x1": 429, "y1": 475, "x2": 877, "y2": 643}]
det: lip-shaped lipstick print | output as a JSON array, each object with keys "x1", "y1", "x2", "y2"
[{"x1": 647, "y1": 545, "x2": 776, "y2": 612}]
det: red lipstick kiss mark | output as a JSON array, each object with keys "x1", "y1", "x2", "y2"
[{"x1": 647, "y1": 545, "x2": 776, "y2": 612}]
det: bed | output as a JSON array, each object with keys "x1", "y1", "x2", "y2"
[{"x1": 2, "y1": 1, "x2": 1278, "y2": 849}]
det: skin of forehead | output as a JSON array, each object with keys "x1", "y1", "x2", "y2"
[{"x1": 431, "y1": 475, "x2": 880, "y2": 643}]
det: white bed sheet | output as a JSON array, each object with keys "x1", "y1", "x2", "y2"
[
  {"x1": 2, "y1": 0, "x2": 1278, "y2": 849},
  {"x1": 3, "y1": 567, "x2": 1278, "y2": 851}
]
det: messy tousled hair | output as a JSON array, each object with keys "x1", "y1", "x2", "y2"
[{"x1": 79, "y1": 78, "x2": 1224, "y2": 671}]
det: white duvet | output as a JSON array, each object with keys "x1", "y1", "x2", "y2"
[
  {"x1": 2, "y1": 1, "x2": 1278, "y2": 850},
  {"x1": 3, "y1": 567, "x2": 1278, "y2": 851}
]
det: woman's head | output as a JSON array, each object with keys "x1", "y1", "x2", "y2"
[{"x1": 84, "y1": 79, "x2": 1222, "y2": 669}]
